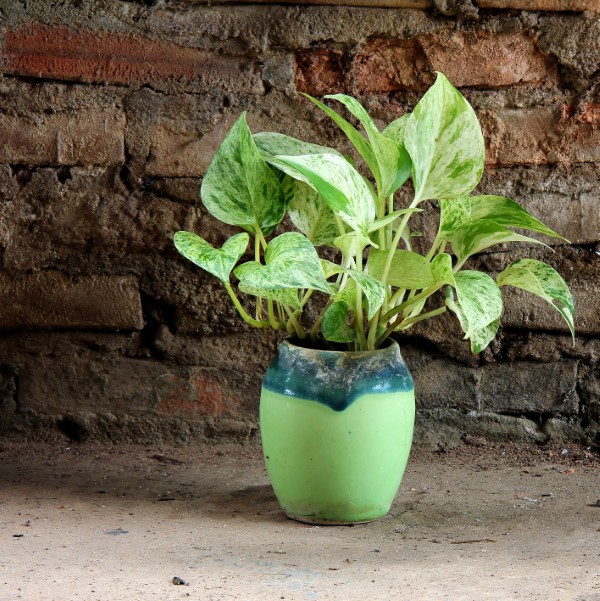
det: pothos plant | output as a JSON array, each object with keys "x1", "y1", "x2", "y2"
[{"x1": 174, "y1": 72, "x2": 574, "y2": 353}]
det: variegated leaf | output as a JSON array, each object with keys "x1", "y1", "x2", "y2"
[
  {"x1": 320, "y1": 260, "x2": 385, "y2": 320},
  {"x1": 173, "y1": 231, "x2": 249, "y2": 284},
  {"x1": 383, "y1": 114, "x2": 410, "y2": 145},
  {"x1": 269, "y1": 153, "x2": 376, "y2": 233},
  {"x1": 201, "y1": 114, "x2": 285, "y2": 234},
  {"x1": 405, "y1": 73, "x2": 485, "y2": 203},
  {"x1": 234, "y1": 232, "x2": 332, "y2": 294},
  {"x1": 446, "y1": 271, "x2": 503, "y2": 338},
  {"x1": 431, "y1": 253, "x2": 455, "y2": 287},
  {"x1": 450, "y1": 219, "x2": 547, "y2": 263},
  {"x1": 303, "y1": 94, "x2": 380, "y2": 191},
  {"x1": 287, "y1": 179, "x2": 340, "y2": 246},
  {"x1": 322, "y1": 300, "x2": 356, "y2": 343},
  {"x1": 447, "y1": 286, "x2": 500, "y2": 353},
  {"x1": 325, "y1": 94, "x2": 411, "y2": 197},
  {"x1": 367, "y1": 249, "x2": 434, "y2": 289},
  {"x1": 496, "y1": 258, "x2": 575, "y2": 340},
  {"x1": 333, "y1": 231, "x2": 371, "y2": 256},
  {"x1": 439, "y1": 195, "x2": 567, "y2": 241},
  {"x1": 238, "y1": 278, "x2": 302, "y2": 310},
  {"x1": 253, "y1": 131, "x2": 340, "y2": 159},
  {"x1": 469, "y1": 318, "x2": 500, "y2": 354}
]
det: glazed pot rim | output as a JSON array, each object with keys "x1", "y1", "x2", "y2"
[{"x1": 281, "y1": 337, "x2": 398, "y2": 357}]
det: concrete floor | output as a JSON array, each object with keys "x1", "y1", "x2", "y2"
[{"x1": 0, "y1": 442, "x2": 599, "y2": 601}]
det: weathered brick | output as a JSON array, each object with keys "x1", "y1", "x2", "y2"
[
  {"x1": 575, "y1": 103, "x2": 600, "y2": 125},
  {"x1": 350, "y1": 39, "x2": 432, "y2": 94},
  {"x1": 419, "y1": 32, "x2": 557, "y2": 88},
  {"x1": 198, "y1": 0, "x2": 431, "y2": 5},
  {"x1": 482, "y1": 107, "x2": 600, "y2": 165},
  {"x1": 502, "y1": 281, "x2": 600, "y2": 336},
  {"x1": 18, "y1": 357, "x2": 244, "y2": 417},
  {"x1": 294, "y1": 49, "x2": 347, "y2": 96},
  {"x1": 477, "y1": 0, "x2": 599, "y2": 10},
  {"x1": 0, "y1": 111, "x2": 124, "y2": 167},
  {"x1": 2, "y1": 23, "x2": 263, "y2": 94},
  {"x1": 479, "y1": 361, "x2": 579, "y2": 416},
  {"x1": 0, "y1": 272, "x2": 143, "y2": 331}
]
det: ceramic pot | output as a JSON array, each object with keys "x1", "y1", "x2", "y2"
[{"x1": 260, "y1": 339, "x2": 415, "y2": 524}]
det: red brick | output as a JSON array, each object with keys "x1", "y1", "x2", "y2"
[
  {"x1": 574, "y1": 103, "x2": 600, "y2": 125},
  {"x1": 477, "y1": 0, "x2": 599, "y2": 10},
  {"x1": 419, "y1": 32, "x2": 557, "y2": 88},
  {"x1": 294, "y1": 49, "x2": 346, "y2": 96},
  {"x1": 2, "y1": 23, "x2": 263, "y2": 93},
  {"x1": 19, "y1": 357, "x2": 243, "y2": 418},
  {"x1": 481, "y1": 107, "x2": 600, "y2": 166},
  {"x1": 0, "y1": 272, "x2": 143, "y2": 331},
  {"x1": 350, "y1": 39, "x2": 432, "y2": 94},
  {"x1": 156, "y1": 370, "x2": 242, "y2": 417},
  {"x1": 0, "y1": 110, "x2": 124, "y2": 166}
]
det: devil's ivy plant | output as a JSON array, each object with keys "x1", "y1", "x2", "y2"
[{"x1": 174, "y1": 73, "x2": 574, "y2": 353}]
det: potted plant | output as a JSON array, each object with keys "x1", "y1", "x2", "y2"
[{"x1": 174, "y1": 73, "x2": 574, "y2": 524}]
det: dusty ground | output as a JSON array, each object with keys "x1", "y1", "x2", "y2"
[{"x1": 0, "y1": 442, "x2": 599, "y2": 601}]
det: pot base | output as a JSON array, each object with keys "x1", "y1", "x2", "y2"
[{"x1": 285, "y1": 512, "x2": 377, "y2": 526}]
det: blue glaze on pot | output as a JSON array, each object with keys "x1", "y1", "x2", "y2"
[{"x1": 262, "y1": 340, "x2": 413, "y2": 412}]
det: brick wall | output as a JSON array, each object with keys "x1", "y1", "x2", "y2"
[{"x1": 0, "y1": 1, "x2": 598, "y2": 446}]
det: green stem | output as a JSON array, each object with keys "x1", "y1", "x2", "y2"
[
  {"x1": 267, "y1": 300, "x2": 281, "y2": 330},
  {"x1": 224, "y1": 283, "x2": 270, "y2": 329},
  {"x1": 375, "y1": 306, "x2": 446, "y2": 348},
  {"x1": 381, "y1": 284, "x2": 441, "y2": 323},
  {"x1": 381, "y1": 198, "x2": 420, "y2": 285},
  {"x1": 354, "y1": 238, "x2": 367, "y2": 351},
  {"x1": 395, "y1": 306, "x2": 447, "y2": 331},
  {"x1": 285, "y1": 308, "x2": 306, "y2": 339}
]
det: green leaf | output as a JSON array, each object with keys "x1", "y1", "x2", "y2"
[
  {"x1": 450, "y1": 219, "x2": 548, "y2": 263},
  {"x1": 439, "y1": 195, "x2": 568, "y2": 241},
  {"x1": 431, "y1": 253, "x2": 455, "y2": 287},
  {"x1": 469, "y1": 318, "x2": 500, "y2": 354},
  {"x1": 174, "y1": 231, "x2": 249, "y2": 284},
  {"x1": 446, "y1": 271, "x2": 503, "y2": 338},
  {"x1": 325, "y1": 94, "x2": 411, "y2": 197},
  {"x1": 201, "y1": 114, "x2": 286, "y2": 235},
  {"x1": 321, "y1": 260, "x2": 385, "y2": 320},
  {"x1": 367, "y1": 249, "x2": 434, "y2": 289},
  {"x1": 238, "y1": 279, "x2": 302, "y2": 310},
  {"x1": 253, "y1": 131, "x2": 339, "y2": 159},
  {"x1": 303, "y1": 94, "x2": 380, "y2": 192},
  {"x1": 268, "y1": 153, "x2": 375, "y2": 233},
  {"x1": 333, "y1": 232, "x2": 371, "y2": 256},
  {"x1": 234, "y1": 232, "x2": 332, "y2": 294},
  {"x1": 367, "y1": 208, "x2": 421, "y2": 233},
  {"x1": 405, "y1": 73, "x2": 485, "y2": 203},
  {"x1": 497, "y1": 258, "x2": 575, "y2": 340},
  {"x1": 287, "y1": 179, "x2": 340, "y2": 246},
  {"x1": 322, "y1": 301, "x2": 356, "y2": 343},
  {"x1": 447, "y1": 286, "x2": 500, "y2": 353},
  {"x1": 383, "y1": 114, "x2": 410, "y2": 145}
]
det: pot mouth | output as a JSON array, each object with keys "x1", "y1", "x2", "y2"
[{"x1": 282, "y1": 337, "x2": 398, "y2": 357}]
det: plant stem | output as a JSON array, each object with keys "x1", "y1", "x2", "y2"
[
  {"x1": 285, "y1": 308, "x2": 306, "y2": 339},
  {"x1": 395, "y1": 306, "x2": 447, "y2": 330},
  {"x1": 375, "y1": 306, "x2": 447, "y2": 348},
  {"x1": 224, "y1": 283, "x2": 270, "y2": 329},
  {"x1": 381, "y1": 198, "x2": 420, "y2": 285},
  {"x1": 354, "y1": 237, "x2": 367, "y2": 351},
  {"x1": 267, "y1": 300, "x2": 281, "y2": 330},
  {"x1": 381, "y1": 284, "x2": 440, "y2": 322}
]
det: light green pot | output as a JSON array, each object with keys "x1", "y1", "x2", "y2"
[{"x1": 260, "y1": 339, "x2": 415, "y2": 525}]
